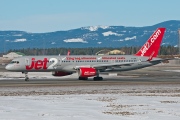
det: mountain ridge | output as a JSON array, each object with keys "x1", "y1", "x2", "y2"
[{"x1": 0, "y1": 20, "x2": 180, "y2": 53}]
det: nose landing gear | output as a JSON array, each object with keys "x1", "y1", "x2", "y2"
[{"x1": 22, "y1": 72, "x2": 29, "y2": 81}]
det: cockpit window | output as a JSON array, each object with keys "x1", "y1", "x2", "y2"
[
  {"x1": 10, "y1": 61, "x2": 19, "y2": 64},
  {"x1": 10, "y1": 61, "x2": 15, "y2": 64}
]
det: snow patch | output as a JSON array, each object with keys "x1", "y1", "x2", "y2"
[
  {"x1": 51, "y1": 42, "x2": 56, "y2": 45},
  {"x1": 13, "y1": 34, "x2": 22, "y2": 36},
  {"x1": 164, "y1": 70, "x2": 180, "y2": 72},
  {"x1": 63, "y1": 38, "x2": 88, "y2": 43},
  {"x1": 162, "y1": 42, "x2": 170, "y2": 45},
  {"x1": 14, "y1": 38, "x2": 27, "y2": 42},
  {"x1": 125, "y1": 36, "x2": 136, "y2": 41},
  {"x1": 83, "y1": 26, "x2": 110, "y2": 31},
  {"x1": 174, "y1": 45, "x2": 178, "y2": 47},
  {"x1": 113, "y1": 39, "x2": 125, "y2": 42},
  {"x1": 0, "y1": 93, "x2": 180, "y2": 120},
  {"x1": 82, "y1": 33, "x2": 98, "y2": 38},
  {"x1": 102, "y1": 31, "x2": 123, "y2": 37},
  {"x1": 170, "y1": 31, "x2": 177, "y2": 33},
  {"x1": 114, "y1": 36, "x2": 136, "y2": 42}
]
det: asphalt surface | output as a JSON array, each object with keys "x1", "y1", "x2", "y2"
[
  {"x1": 0, "y1": 65, "x2": 7, "y2": 72},
  {"x1": 0, "y1": 64, "x2": 180, "y2": 87}
]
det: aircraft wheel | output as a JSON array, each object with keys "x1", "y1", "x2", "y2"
[
  {"x1": 78, "y1": 77, "x2": 88, "y2": 80},
  {"x1": 25, "y1": 77, "x2": 29, "y2": 81},
  {"x1": 93, "y1": 77, "x2": 103, "y2": 81}
]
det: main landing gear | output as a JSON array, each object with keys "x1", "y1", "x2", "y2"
[
  {"x1": 78, "y1": 77, "x2": 88, "y2": 80},
  {"x1": 78, "y1": 76, "x2": 103, "y2": 81},
  {"x1": 22, "y1": 72, "x2": 29, "y2": 81},
  {"x1": 93, "y1": 70, "x2": 103, "y2": 81},
  {"x1": 93, "y1": 76, "x2": 103, "y2": 81}
]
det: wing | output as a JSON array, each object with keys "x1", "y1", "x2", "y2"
[
  {"x1": 74, "y1": 62, "x2": 135, "y2": 70},
  {"x1": 92, "y1": 62, "x2": 134, "y2": 69}
]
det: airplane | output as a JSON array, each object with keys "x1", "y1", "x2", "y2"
[{"x1": 5, "y1": 28, "x2": 166, "y2": 81}]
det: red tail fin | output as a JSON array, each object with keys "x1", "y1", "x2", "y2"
[
  {"x1": 67, "y1": 50, "x2": 70, "y2": 56},
  {"x1": 135, "y1": 28, "x2": 166, "y2": 57}
]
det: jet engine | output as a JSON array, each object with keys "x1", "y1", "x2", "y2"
[
  {"x1": 78, "y1": 67, "x2": 97, "y2": 77},
  {"x1": 52, "y1": 71, "x2": 73, "y2": 76}
]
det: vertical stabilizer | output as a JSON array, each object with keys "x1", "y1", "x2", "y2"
[
  {"x1": 67, "y1": 50, "x2": 70, "y2": 56},
  {"x1": 135, "y1": 28, "x2": 166, "y2": 57}
]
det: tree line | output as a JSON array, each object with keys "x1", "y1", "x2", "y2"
[{"x1": 7, "y1": 45, "x2": 179, "y2": 56}]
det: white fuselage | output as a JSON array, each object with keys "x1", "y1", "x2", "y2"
[{"x1": 5, "y1": 55, "x2": 162, "y2": 73}]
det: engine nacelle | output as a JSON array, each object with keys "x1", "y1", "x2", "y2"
[
  {"x1": 52, "y1": 71, "x2": 73, "y2": 76},
  {"x1": 78, "y1": 67, "x2": 97, "y2": 77}
]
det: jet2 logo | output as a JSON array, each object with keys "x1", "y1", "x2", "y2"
[
  {"x1": 26, "y1": 58, "x2": 58, "y2": 70},
  {"x1": 140, "y1": 30, "x2": 161, "y2": 56}
]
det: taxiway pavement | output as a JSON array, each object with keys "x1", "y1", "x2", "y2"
[{"x1": 0, "y1": 64, "x2": 180, "y2": 87}]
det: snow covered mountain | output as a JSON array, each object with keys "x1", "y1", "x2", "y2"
[{"x1": 0, "y1": 20, "x2": 180, "y2": 52}]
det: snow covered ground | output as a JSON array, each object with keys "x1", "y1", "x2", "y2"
[
  {"x1": 0, "y1": 88, "x2": 180, "y2": 120},
  {"x1": 0, "y1": 67, "x2": 180, "y2": 120}
]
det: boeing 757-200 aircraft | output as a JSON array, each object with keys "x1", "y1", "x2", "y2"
[{"x1": 6, "y1": 28, "x2": 166, "y2": 81}]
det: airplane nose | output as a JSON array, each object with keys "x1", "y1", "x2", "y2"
[{"x1": 5, "y1": 64, "x2": 11, "y2": 70}]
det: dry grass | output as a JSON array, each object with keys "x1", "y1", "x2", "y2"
[
  {"x1": 160, "y1": 101, "x2": 178, "y2": 103},
  {"x1": 103, "y1": 111, "x2": 137, "y2": 116}
]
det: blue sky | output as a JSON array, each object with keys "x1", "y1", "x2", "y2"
[{"x1": 0, "y1": 0, "x2": 179, "y2": 33}]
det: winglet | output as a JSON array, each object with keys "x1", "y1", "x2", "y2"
[{"x1": 135, "y1": 28, "x2": 166, "y2": 58}]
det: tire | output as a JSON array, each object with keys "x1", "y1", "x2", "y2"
[
  {"x1": 93, "y1": 77, "x2": 103, "y2": 81},
  {"x1": 79, "y1": 77, "x2": 88, "y2": 80}
]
